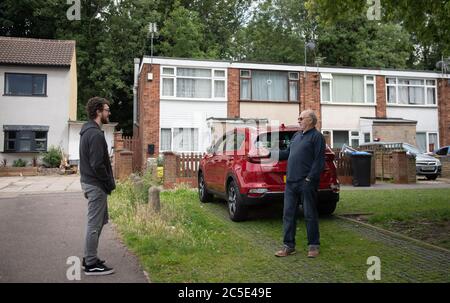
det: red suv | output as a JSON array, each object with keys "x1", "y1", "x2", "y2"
[{"x1": 198, "y1": 125, "x2": 340, "y2": 221}]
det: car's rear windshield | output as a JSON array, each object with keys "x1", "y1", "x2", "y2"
[{"x1": 255, "y1": 131, "x2": 297, "y2": 151}]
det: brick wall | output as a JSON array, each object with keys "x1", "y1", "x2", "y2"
[
  {"x1": 301, "y1": 72, "x2": 321, "y2": 129},
  {"x1": 437, "y1": 156, "x2": 450, "y2": 178},
  {"x1": 116, "y1": 151, "x2": 133, "y2": 180},
  {"x1": 162, "y1": 152, "x2": 196, "y2": 189},
  {"x1": 137, "y1": 63, "x2": 160, "y2": 170},
  {"x1": 372, "y1": 122, "x2": 417, "y2": 145},
  {"x1": 113, "y1": 131, "x2": 133, "y2": 180},
  {"x1": 376, "y1": 76, "x2": 387, "y2": 118},
  {"x1": 391, "y1": 151, "x2": 416, "y2": 184},
  {"x1": 227, "y1": 68, "x2": 240, "y2": 118},
  {"x1": 438, "y1": 79, "x2": 450, "y2": 146}
]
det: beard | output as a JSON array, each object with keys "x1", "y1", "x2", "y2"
[{"x1": 101, "y1": 115, "x2": 109, "y2": 124}]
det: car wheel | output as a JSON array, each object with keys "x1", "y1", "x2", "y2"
[
  {"x1": 318, "y1": 201, "x2": 337, "y2": 216},
  {"x1": 227, "y1": 180, "x2": 248, "y2": 222},
  {"x1": 426, "y1": 174, "x2": 438, "y2": 180},
  {"x1": 198, "y1": 172, "x2": 213, "y2": 203}
]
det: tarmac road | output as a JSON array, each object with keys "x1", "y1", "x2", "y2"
[{"x1": 0, "y1": 191, "x2": 149, "y2": 283}]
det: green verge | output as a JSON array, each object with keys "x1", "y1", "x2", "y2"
[
  {"x1": 109, "y1": 179, "x2": 449, "y2": 282},
  {"x1": 336, "y1": 189, "x2": 450, "y2": 249}
]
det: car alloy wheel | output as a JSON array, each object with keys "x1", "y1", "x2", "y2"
[
  {"x1": 228, "y1": 185, "x2": 237, "y2": 216},
  {"x1": 199, "y1": 175, "x2": 205, "y2": 197},
  {"x1": 198, "y1": 172, "x2": 213, "y2": 203}
]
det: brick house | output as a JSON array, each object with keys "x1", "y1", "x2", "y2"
[{"x1": 133, "y1": 56, "x2": 450, "y2": 170}]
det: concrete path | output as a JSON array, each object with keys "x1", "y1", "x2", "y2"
[
  {"x1": 1, "y1": 175, "x2": 449, "y2": 196},
  {"x1": 0, "y1": 189, "x2": 148, "y2": 283},
  {"x1": 0, "y1": 175, "x2": 81, "y2": 197}
]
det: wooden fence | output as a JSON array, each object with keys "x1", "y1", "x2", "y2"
[
  {"x1": 122, "y1": 135, "x2": 140, "y2": 172},
  {"x1": 163, "y1": 152, "x2": 204, "y2": 189},
  {"x1": 177, "y1": 153, "x2": 203, "y2": 177}
]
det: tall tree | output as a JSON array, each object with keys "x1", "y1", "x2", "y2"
[
  {"x1": 158, "y1": 2, "x2": 212, "y2": 58},
  {"x1": 316, "y1": 16, "x2": 412, "y2": 68},
  {"x1": 305, "y1": 0, "x2": 450, "y2": 69}
]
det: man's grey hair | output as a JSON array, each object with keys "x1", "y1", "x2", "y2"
[{"x1": 303, "y1": 110, "x2": 318, "y2": 126}]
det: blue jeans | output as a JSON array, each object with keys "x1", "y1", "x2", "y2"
[{"x1": 283, "y1": 179, "x2": 320, "y2": 250}]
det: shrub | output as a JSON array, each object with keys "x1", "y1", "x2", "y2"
[
  {"x1": 41, "y1": 146, "x2": 62, "y2": 168},
  {"x1": 13, "y1": 158, "x2": 27, "y2": 167}
]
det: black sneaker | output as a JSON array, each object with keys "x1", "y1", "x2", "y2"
[
  {"x1": 82, "y1": 257, "x2": 106, "y2": 269},
  {"x1": 84, "y1": 260, "x2": 115, "y2": 276}
]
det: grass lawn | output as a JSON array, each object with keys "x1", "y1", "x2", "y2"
[
  {"x1": 336, "y1": 189, "x2": 450, "y2": 249},
  {"x1": 108, "y1": 179, "x2": 450, "y2": 283}
]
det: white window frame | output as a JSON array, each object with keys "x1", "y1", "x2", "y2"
[
  {"x1": 239, "y1": 69, "x2": 299, "y2": 102},
  {"x1": 320, "y1": 73, "x2": 377, "y2": 105},
  {"x1": 160, "y1": 66, "x2": 227, "y2": 101},
  {"x1": 362, "y1": 132, "x2": 372, "y2": 144},
  {"x1": 385, "y1": 77, "x2": 437, "y2": 107},
  {"x1": 159, "y1": 128, "x2": 173, "y2": 152},
  {"x1": 288, "y1": 72, "x2": 299, "y2": 80},
  {"x1": 426, "y1": 131, "x2": 439, "y2": 153},
  {"x1": 159, "y1": 127, "x2": 200, "y2": 153},
  {"x1": 364, "y1": 75, "x2": 376, "y2": 104},
  {"x1": 320, "y1": 73, "x2": 332, "y2": 103},
  {"x1": 322, "y1": 129, "x2": 361, "y2": 148}
]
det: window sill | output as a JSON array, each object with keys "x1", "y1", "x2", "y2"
[
  {"x1": 3, "y1": 94, "x2": 48, "y2": 97},
  {"x1": 240, "y1": 100, "x2": 300, "y2": 104},
  {"x1": 1, "y1": 151, "x2": 44, "y2": 154},
  {"x1": 160, "y1": 97, "x2": 227, "y2": 102},
  {"x1": 320, "y1": 102, "x2": 376, "y2": 107},
  {"x1": 386, "y1": 104, "x2": 437, "y2": 108}
]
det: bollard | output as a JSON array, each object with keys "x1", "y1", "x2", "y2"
[
  {"x1": 146, "y1": 158, "x2": 158, "y2": 180},
  {"x1": 148, "y1": 186, "x2": 161, "y2": 212}
]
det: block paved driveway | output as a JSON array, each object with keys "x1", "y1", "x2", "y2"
[{"x1": 0, "y1": 175, "x2": 148, "y2": 283}]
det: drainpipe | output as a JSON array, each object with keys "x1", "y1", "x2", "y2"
[{"x1": 133, "y1": 58, "x2": 141, "y2": 125}]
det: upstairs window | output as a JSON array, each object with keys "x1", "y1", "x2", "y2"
[
  {"x1": 161, "y1": 67, "x2": 226, "y2": 100},
  {"x1": 320, "y1": 74, "x2": 375, "y2": 104},
  {"x1": 240, "y1": 70, "x2": 299, "y2": 102},
  {"x1": 386, "y1": 77, "x2": 436, "y2": 105},
  {"x1": 4, "y1": 73, "x2": 47, "y2": 96}
]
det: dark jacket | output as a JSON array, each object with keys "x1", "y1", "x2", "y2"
[
  {"x1": 277, "y1": 128, "x2": 326, "y2": 183},
  {"x1": 79, "y1": 120, "x2": 116, "y2": 194}
]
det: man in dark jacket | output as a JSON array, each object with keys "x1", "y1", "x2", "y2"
[
  {"x1": 274, "y1": 109, "x2": 325, "y2": 258},
  {"x1": 79, "y1": 97, "x2": 116, "y2": 275}
]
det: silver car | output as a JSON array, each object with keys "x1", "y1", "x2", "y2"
[{"x1": 402, "y1": 143, "x2": 442, "y2": 180}]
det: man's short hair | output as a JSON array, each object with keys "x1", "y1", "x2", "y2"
[
  {"x1": 86, "y1": 97, "x2": 110, "y2": 120},
  {"x1": 308, "y1": 111, "x2": 318, "y2": 126},
  {"x1": 302, "y1": 109, "x2": 317, "y2": 126}
]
